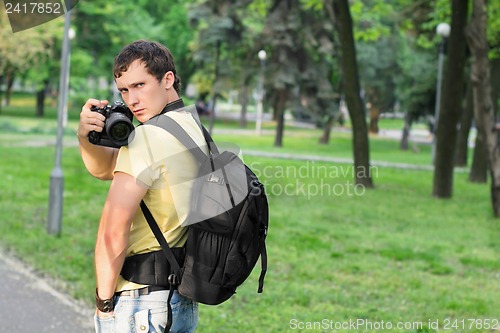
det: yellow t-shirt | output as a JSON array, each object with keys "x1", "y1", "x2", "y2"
[{"x1": 113, "y1": 109, "x2": 207, "y2": 292}]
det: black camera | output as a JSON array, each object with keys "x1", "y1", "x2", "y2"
[{"x1": 88, "y1": 101, "x2": 134, "y2": 148}]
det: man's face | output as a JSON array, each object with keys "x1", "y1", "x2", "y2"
[{"x1": 115, "y1": 59, "x2": 172, "y2": 123}]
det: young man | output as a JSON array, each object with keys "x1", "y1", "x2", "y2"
[{"x1": 77, "y1": 40, "x2": 203, "y2": 333}]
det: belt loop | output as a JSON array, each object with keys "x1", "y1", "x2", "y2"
[{"x1": 132, "y1": 289, "x2": 139, "y2": 299}]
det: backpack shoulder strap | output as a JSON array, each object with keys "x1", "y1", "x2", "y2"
[
  {"x1": 257, "y1": 192, "x2": 269, "y2": 293},
  {"x1": 139, "y1": 200, "x2": 180, "y2": 333},
  {"x1": 139, "y1": 201, "x2": 182, "y2": 277},
  {"x1": 147, "y1": 114, "x2": 215, "y2": 161},
  {"x1": 200, "y1": 125, "x2": 219, "y2": 154}
]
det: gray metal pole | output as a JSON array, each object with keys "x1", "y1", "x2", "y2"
[
  {"x1": 431, "y1": 40, "x2": 446, "y2": 165},
  {"x1": 47, "y1": 11, "x2": 71, "y2": 235}
]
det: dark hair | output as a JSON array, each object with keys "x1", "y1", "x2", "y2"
[{"x1": 113, "y1": 40, "x2": 181, "y2": 94}]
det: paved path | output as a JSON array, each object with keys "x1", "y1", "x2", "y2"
[{"x1": 0, "y1": 250, "x2": 94, "y2": 332}]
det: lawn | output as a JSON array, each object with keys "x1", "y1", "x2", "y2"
[{"x1": 0, "y1": 101, "x2": 497, "y2": 332}]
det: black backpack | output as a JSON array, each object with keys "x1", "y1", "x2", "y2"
[{"x1": 138, "y1": 114, "x2": 269, "y2": 331}]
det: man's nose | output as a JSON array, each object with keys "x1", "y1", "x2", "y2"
[{"x1": 128, "y1": 90, "x2": 139, "y2": 106}]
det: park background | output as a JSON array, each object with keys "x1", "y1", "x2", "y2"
[{"x1": 2, "y1": 0, "x2": 500, "y2": 332}]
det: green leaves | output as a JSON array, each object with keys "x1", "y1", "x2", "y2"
[
  {"x1": 0, "y1": 9, "x2": 61, "y2": 73},
  {"x1": 487, "y1": 0, "x2": 500, "y2": 58},
  {"x1": 351, "y1": 0, "x2": 393, "y2": 42}
]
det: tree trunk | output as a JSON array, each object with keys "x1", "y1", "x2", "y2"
[
  {"x1": 491, "y1": 58, "x2": 500, "y2": 115},
  {"x1": 400, "y1": 112, "x2": 413, "y2": 151},
  {"x1": 319, "y1": 115, "x2": 334, "y2": 144},
  {"x1": 5, "y1": 72, "x2": 15, "y2": 106},
  {"x1": 369, "y1": 107, "x2": 381, "y2": 134},
  {"x1": 468, "y1": 58, "x2": 499, "y2": 182},
  {"x1": 239, "y1": 68, "x2": 253, "y2": 128},
  {"x1": 432, "y1": 0, "x2": 468, "y2": 198},
  {"x1": 466, "y1": 0, "x2": 500, "y2": 216},
  {"x1": 469, "y1": 131, "x2": 488, "y2": 183},
  {"x1": 239, "y1": 84, "x2": 248, "y2": 128},
  {"x1": 0, "y1": 74, "x2": 3, "y2": 114},
  {"x1": 36, "y1": 89, "x2": 45, "y2": 117},
  {"x1": 36, "y1": 79, "x2": 49, "y2": 118},
  {"x1": 273, "y1": 89, "x2": 287, "y2": 147},
  {"x1": 332, "y1": 0, "x2": 373, "y2": 187},
  {"x1": 455, "y1": 79, "x2": 473, "y2": 167}
]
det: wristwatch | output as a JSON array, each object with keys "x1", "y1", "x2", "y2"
[{"x1": 95, "y1": 289, "x2": 115, "y2": 313}]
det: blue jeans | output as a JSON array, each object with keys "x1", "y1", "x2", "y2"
[{"x1": 94, "y1": 290, "x2": 198, "y2": 333}]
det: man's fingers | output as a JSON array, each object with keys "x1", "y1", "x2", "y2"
[
  {"x1": 84, "y1": 99, "x2": 108, "y2": 110},
  {"x1": 78, "y1": 98, "x2": 109, "y2": 137},
  {"x1": 88, "y1": 117, "x2": 105, "y2": 128},
  {"x1": 82, "y1": 99, "x2": 107, "y2": 122}
]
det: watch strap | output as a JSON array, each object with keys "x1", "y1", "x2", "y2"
[{"x1": 95, "y1": 289, "x2": 115, "y2": 313}]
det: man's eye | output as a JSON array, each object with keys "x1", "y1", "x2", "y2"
[{"x1": 137, "y1": 83, "x2": 144, "y2": 87}]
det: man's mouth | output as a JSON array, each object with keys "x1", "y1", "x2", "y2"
[{"x1": 133, "y1": 108, "x2": 144, "y2": 114}]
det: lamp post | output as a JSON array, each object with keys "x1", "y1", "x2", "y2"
[
  {"x1": 431, "y1": 22, "x2": 451, "y2": 164},
  {"x1": 256, "y1": 50, "x2": 267, "y2": 136},
  {"x1": 63, "y1": 27, "x2": 75, "y2": 127},
  {"x1": 47, "y1": 11, "x2": 73, "y2": 235}
]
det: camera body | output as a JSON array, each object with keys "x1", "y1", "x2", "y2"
[{"x1": 88, "y1": 101, "x2": 134, "y2": 148}]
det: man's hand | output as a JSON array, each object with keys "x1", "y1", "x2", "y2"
[
  {"x1": 77, "y1": 99, "x2": 119, "y2": 180},
  {"x1": 77, "y1": 99, "x2": 108, "y2": 139}
]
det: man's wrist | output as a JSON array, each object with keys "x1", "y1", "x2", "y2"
[
  {"x1": 95, "y1": 289, "x2": 116, "y2": 313},
  {"x1": 76, "y1": 130, "x2": 87, "y2": 143}
]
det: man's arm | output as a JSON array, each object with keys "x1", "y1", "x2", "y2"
[
  {"x1": 94, "y1": 171, "x2": 148, "y2": 316},
  {"x1": 77, "y1": 99, "x2": 118, "y2": 180}
]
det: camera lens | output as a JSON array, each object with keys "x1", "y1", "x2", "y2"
[
  {"x1": 110, "y1": 122, "x2": 131, "y2": 140},
  {"x1": 106, "y1": 113, "x2": 134, "y2": 146}
]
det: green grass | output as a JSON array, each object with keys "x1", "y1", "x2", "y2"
[
  {"x1": 0, "y1": 100, "x2": 495, "y2": 332},
  {"x1": 212, "y1": 131, "x2": 435, "y2": 166},
  {"x1": 0, "y1": 144, "x2": 107, "y2": 300}
]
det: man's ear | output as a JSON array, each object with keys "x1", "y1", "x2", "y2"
[{"x1": 163, "y1": 71, "x2": 175, "y2": 90}]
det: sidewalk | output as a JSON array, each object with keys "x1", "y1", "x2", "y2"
[{"x1": 0, "y1": 249, "x2": 94, "y2": 332}]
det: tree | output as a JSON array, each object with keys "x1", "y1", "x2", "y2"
[
  {"x1": 260, "y1": 0, "x2": 301, "y2": 147},
  {"x1": 188, "y1": 0, "x2": 250, "y2": 133},
  {"x1": 466, "y1": 0, "x2": 500, "y2": 216},
  {"x1": 74, "y1": 1, "x2": 165, "y2": 73},
  {"x1": 350, "y1": 0, "x2": 399, "y2": 135},
  {"x1": 358, "y1": 38, "x2": 397, "y2": 134},
  {"x1": 302, "y1": 3, "x2": 338, "y2": 144},
  {"x1": 469, "y1": 130, "x2": 488, "y2": 183},
  {"x1": 258, "y1": 0, "x2": 341, "y2": 147},
  {"x1": 331, "y1": 0, "x2": 373, "y2": 187},
  {"x1": 395, "y1": 35, "x2": 436, "y2": 150},
  {"x1": 0, "y1": 9, "x2": 63, "y2": 116},
  {"x1": 432, "y1": 0, "x2": 469, "y2": 198},
  {"x1": 454, "y1": 78, "x2": 473, "y2": 167},
  {"x1": 138, "y1": 0, "x2": 196, "y2": 87}
]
